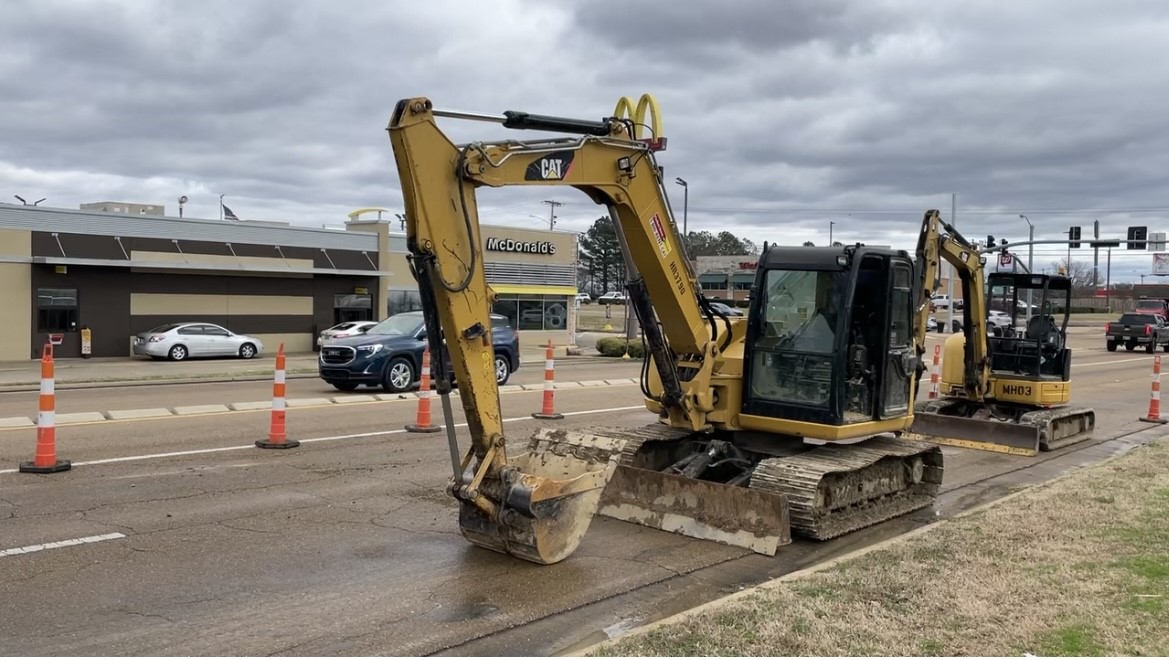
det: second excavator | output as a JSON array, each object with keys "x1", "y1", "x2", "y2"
[
  {"x1": 387, "y1": 95, "x2": 945, "y2": 565},
  {"x1": 904, "y1": 211, "x2": 1096, "y2": 455}
]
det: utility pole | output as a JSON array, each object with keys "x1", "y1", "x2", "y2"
[
  {"x1": 542, "y1": 200, "x2": 562, "y2": 230},
  {"x1": 1093, "y1": 218, "x2": 1100, "y2": 286},
  {"x1": 947, "y1": 193, "x2": 956, "y2": 331},
  {"x1": 1106, "y1": 247, "x2": 1112, "y2": 313},
  {"x1": 829, "y1": 220, "x2": 835, "y2": 244},
  {"x1": 1020, "y1": 214, "x2": 1034, "y2": 313}
]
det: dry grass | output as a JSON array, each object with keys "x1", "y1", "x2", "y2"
[{"x1": 592, "y1": 439, "x2": 1169, "y2": 657}]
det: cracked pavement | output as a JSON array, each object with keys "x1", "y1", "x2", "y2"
[{"x1": 0, "y1": 337, "x2": 1163, "y2": 656}]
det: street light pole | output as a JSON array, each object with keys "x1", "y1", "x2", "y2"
[
  {"x1": 829, "y1": 220, "x2": 835, "y2": 244},
  {"x1": 674, "y1": 177, "x2": 688, "y2": 241},
  {"x1": 1020, "y1": 213, "x2": 1034, "y2": 314}
]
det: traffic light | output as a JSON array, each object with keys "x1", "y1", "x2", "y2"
[
  {"x1": 1069, "y1": 226, "x2": 1081, "y2": 248},
  {"x1": 1127, "y1": 225, "x2": 1148, "y2": 250},
  {"x1": 987, "y1": 234, "x2": 995, "y2": 248}
]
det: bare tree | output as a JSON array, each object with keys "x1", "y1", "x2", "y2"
[{"x1": 1051, "y1": 257, "x2": 1096, "y2": 293}]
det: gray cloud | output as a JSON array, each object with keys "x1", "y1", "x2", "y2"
[{"x1": 2, "y1": 0, "x2": 1169, "y2": 281}]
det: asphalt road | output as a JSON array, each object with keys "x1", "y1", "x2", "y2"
[{"x1": 0, "y1": 337, "x2": 1162, "y2": 656}]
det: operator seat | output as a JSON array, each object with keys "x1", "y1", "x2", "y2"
[{"x1": 1025, "y1": 313, "x2": 1063, "y2": 355}]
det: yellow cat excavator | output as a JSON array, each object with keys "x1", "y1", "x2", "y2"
[
  {"x1": 905, "y1": 211, "x2": 1096, "y2": 455},
  {"x1": 387, "y1": 95, "x2": 945, "y2": 565}
]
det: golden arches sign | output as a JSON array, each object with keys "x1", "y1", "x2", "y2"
[{"x1": 613, "y1": 93, "x2": 666, "y2": 151}]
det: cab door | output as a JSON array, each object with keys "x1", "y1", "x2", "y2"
[{"x1": 879, "y1": 259, "x2": 915, "y2": 418}]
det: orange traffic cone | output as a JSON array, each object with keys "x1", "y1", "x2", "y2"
[
  {"x1": 532, "y1": 339, "x2": 564, "y2": 420},
  {"x1": 928, "y1": 344, "x2": 941, "y2": 399},
  {"x1": 19, "y1": 344, "x2": 71, "y2": 473},
  {"x1": 1141, "y1": 355, "x2": 1168, "y2": 424},
  {"x1": 257, "y1": 344, "x2": 300, "y2": 448},
  {"x1": 406, "y1": 345, "x2": 440, "y2": 433}
]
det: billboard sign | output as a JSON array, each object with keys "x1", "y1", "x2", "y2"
[{"x1": 1154, "y1": 253, "x2": 1169, "y2": 275}]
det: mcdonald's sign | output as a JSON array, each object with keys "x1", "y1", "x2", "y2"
[{"x1": 614, "y1": 93, "x2": 666, "y2": 151}]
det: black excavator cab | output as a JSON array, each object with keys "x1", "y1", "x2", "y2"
[
  {"x1": 741, "y1": 244, "x2": 919, "y2": 430},
  {"x1": 986, "y1": 272, "x2": 1073, "y2": 380}
]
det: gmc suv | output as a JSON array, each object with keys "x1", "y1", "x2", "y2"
[{"x1": 317, "y1": 311, "x2": 520, "y2": 392}]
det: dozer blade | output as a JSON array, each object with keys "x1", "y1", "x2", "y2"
[
  {"x1": 456, "y1": 428, "x2": 622, "y2": 565},
  {"x1": 905, "y1": 409, "x2": 1042, "y2": 457},
  {"x1": 906, "y1": 401, "x2": 1097, "y2": 457},
  {"x1": 597, "y1": 463, "x2": 792, "y2": 555}
]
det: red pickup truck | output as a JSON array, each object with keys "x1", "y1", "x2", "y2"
[{"x1": 1135, "y1": 298, "x2": 1169, "y2": 319}]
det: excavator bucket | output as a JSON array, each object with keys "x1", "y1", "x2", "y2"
[
  {"x1": 456, "y1": 429, "x2": 622, "y2": 565},
  {"x1": 598, "y1": 464, "x2": 791, "y2": 555},
  {"x1": 906, "y1": 400, "x2": 1096, "y2": 457}
]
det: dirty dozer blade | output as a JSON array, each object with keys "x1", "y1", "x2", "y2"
[
  {"x1": 455, "y1": 428, "x2": 622, "y2": 565},
  {"x1": 599, "y1": 463, "x2": 792, "y2": 555},
  {"x1": 594, "y1": 424, "x2": 792, "y2": 555},
  {"x1": 906, "y1": 399, "x2": 1096, "y2": 457},
  {"x1": 591, "y1": 424, "x2": 943, "y2": 554}
]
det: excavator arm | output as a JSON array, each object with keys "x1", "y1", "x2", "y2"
[
  {"x1": 912, "y1": 209, "x2": 990, "y2": 400},
  {"x1": 387, "y1": 96, "x2": 720, "y2": 564}
]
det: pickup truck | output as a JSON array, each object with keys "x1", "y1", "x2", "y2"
[
  {"x1": 1135, "y1": 298, "x2": 1169, "y2": 320},
  {"x1": 1105, "y1": 313, "x2": 1169, "y2": 353}
]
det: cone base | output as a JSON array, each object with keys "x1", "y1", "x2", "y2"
[
  {"x1": 19, "y1": 459, "x2": 71, "y2": 473},
  {"x1": 405, "y1": 424, "x2": 441, "y2": 433},
  {"x1": 1140, "y1": 416, "x2": 1168, "y2": 424},
  {"x1": 256, "y1": 439, "x2": 301, "y2": 449},
  {"x1": 532, "y1": 412, "x2": 564, "y2": 420}
]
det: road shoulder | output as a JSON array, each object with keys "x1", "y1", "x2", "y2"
[{"x1": 581, "y1": 427, "x2": 1169, "y2": 657}]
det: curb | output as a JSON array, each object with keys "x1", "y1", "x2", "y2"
[
  {"x1": 565, "y1": 424, "x2": 1169, "y2": 657},
  {"x1": 0, "y1": 355, "x2": 622, "y2": 393},
  {"x1": 0, "y1": 378, "x2": 643, "y2": 429}
]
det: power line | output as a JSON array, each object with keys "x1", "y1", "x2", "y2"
[{"x1": 541, "y1": 199, "x2": 562, "y2": 230}]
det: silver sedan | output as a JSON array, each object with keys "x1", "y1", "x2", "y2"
[{"x1": 132, "y1": 322, "x2": 265, "y2": 361}]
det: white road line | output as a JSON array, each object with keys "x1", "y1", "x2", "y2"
[
  {"x1": 0, "y1": 532, "x2": 126, "y2": 558},
  {"x1": 0, "y1": 405, "x2": 648, "y2": 475},
  {"x1": 1075, "y1": 357, "x2": 1152, "y2": 368}
]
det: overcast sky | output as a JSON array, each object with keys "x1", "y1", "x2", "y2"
[{"x1": 3, "y1": 0, "x2": 1169, "y2": 282}]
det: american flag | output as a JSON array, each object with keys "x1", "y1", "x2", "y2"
[{"x1": 221, "y1": 203, "x2": 239, "y2": 222}]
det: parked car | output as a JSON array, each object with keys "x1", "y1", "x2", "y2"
[
  {"x1": 132, "y1": 322, "x2": 265, "y2": 361},
  {"x1": 708, "y1": 301, "x2": 744, "y2": 317},
  {"x1": 317, "y1": 310, "x2": 520, "y2": 392},
  {"x1": 1105, "y1": 313, "x2": 1169, "y2": 353},
  {"x1": 318, "y1": 320, "x2": 378, "y2": 346},
  {"x1": 574, "y1": 292, "x2": 593, "y2": 305},
  {"x1": 597, "y1": 291, "x2": 626, "y2": 305}
]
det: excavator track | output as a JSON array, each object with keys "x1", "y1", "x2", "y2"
[
  {"x1": 910, "y1": 399, "x2": 1096, "y2": 456},
  {"x1": 590, "y1": 423, "x2": 943, "y2": 553},
  {"x1": 748, "y1": 436, "x2": 944, "y2": 540}
]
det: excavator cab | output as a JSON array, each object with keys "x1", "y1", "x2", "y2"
[
  {"x1": 985, "y1": 272, "x2": 1072, "y2": 382},
  {"x1": 743, "y1": 245, "x2": 919, "y2": 430}
]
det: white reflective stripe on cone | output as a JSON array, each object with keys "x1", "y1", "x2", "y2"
[
  {"x1": 40, "y1": 378, "x2": 54, "y2": 395},
  {"x1": 274, "y1": 369, "x2": 285, "y2": 384},
  {"x1": 545, "y1": 360, "x2": 554, "y2": 371},
  {"x1": 38, "y1": 411, "x2": 55, "y2": 427},
  {"x1": 273, "y1": 398, "x2": 286, "y2": 411}
]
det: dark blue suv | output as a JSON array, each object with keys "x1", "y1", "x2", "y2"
[{"x1": 317, "y1": 310, "x2": 521, "y2": 393}]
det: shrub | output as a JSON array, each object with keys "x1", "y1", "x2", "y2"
[{"x1": 596, "y1": 337, "x2": 646, "y2": 358}]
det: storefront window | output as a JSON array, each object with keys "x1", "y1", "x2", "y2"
[
  {"x1": 387, "y1": 289, "x2": 422, "y2": 317},
  {"x1": 36, "y1": 288, "x2": 78, "y2": 333},
  {"x1": 492, "y1": 294, "x2": 571, "y2": 331},
  {"x1": 491, "y1": 298, "x2": 519, "y2": 328}
]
